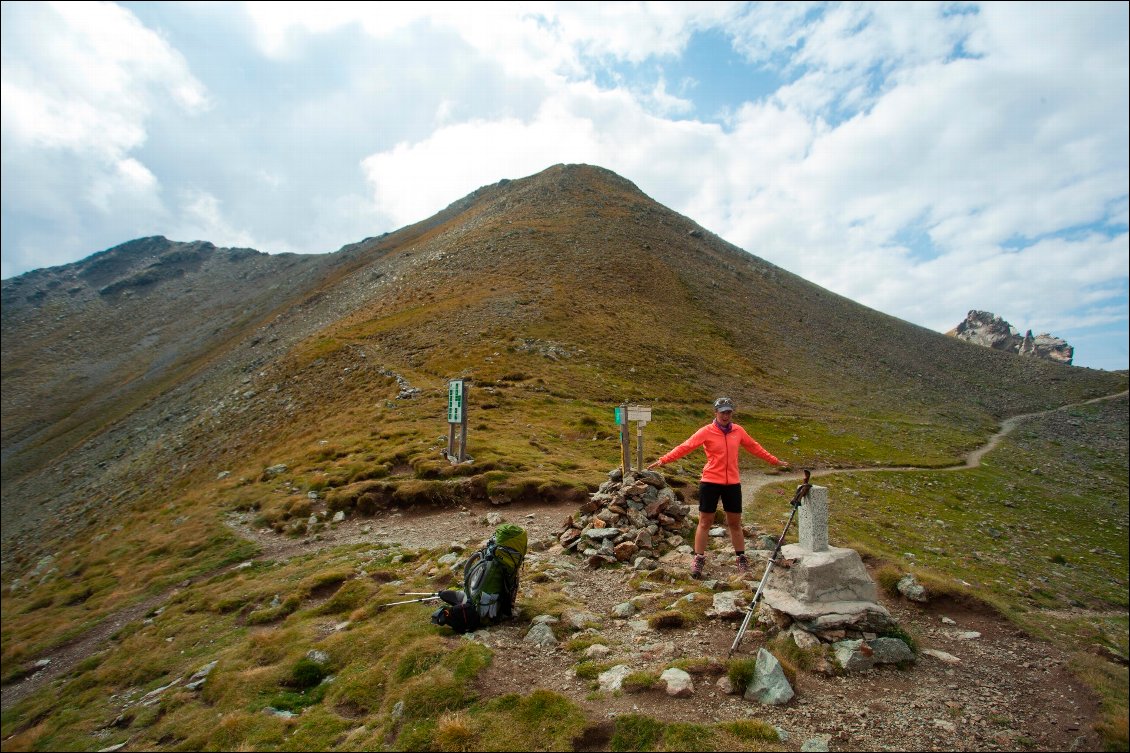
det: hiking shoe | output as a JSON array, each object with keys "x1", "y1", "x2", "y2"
[
  {"x1": 691, "y1": 554, "x2": 706, "y2": 579},
  {"x1": 736, "y1": 554, "x2": 750, "y2": 574}
]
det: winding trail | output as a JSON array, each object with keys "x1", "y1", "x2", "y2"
[
  {"x1": 3, "y1": 390, "x2": 1126, "y2": 714},
  {"x1": 742, "y1": 390, "x2": 1129, "y2": 499}
]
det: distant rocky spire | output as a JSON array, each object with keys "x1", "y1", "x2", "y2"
[{"x1": 946, "y1": 310, "x2": 1073, "y2": 365}]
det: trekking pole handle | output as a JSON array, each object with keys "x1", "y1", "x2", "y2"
[{"x1": 789, "y1": 469, "x2": 812, "y2": 508}]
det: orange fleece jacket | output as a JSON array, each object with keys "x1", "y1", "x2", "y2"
[{"x1": 658, "y1": 422, "x2": 780, "y2": 484}]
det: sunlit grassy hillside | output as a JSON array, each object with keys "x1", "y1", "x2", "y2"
[{"x1": 2, "y1": 163, "x2": 1126, "y2": 751}]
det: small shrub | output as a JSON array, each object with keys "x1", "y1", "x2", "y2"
[
  {"x1": 60, "y1": 585, "x2": 94, "y2": 606},
  {"x1": 268, "y1": 684, "x2": 326, "y2": 712},
  {"x1": 719, "y1": 718, "x2": 780, "y2": 742},
  {"x1": 288, "y1": 658, "x2": 327, "y2": 689},
  {"x1": 727, "y1": 658, "x2": 756, "y2": 693},
  {"x1": 433, "y1": 710, "x2": 477, "y2": 752},
  {"x1": 573, "y1": 660, "x2": 614, "y2": 681},
  {"x1": 316, "y1": 579, "x2": 374, "y2": 615},
  {"x1": 396, "y1": 672, "x2": 470, "y2": 720},
  {"x1": 621, "y1": 671, "x2": 658, "y2": 693},
  {"x1": 879, "y1": 624, "x2": 919, "y2": 655},
  {"x1": 396, "y1": 638, "x2": 447, "y2": 681},
  {"x1": 475, "y1": 690, "x2": 588, "y2": 751},
  {"x1": 874, "y1": 564, "x2": 903, "y2": 597},
  {"x1": 565, "y1": 635, "x2": 607, "y2": 653},
  {"x1": 767, "y1": 634, "x2": 819, "y2": 672},
  {"x1": 671, "y1": 657, "x2": 724, "y2": 675},
  {"x1": 395, "y1": 720, "x2": 438, "y2": 751},
  {"x1": 246, "y1": 594, "x2": 300, "y2": 625},
  {"x1": 662, "y1": 721, "x2": 718, "y2": 752},
  {"x1": 212, "y1": 595, "x2": 248, "y2": 614},
  {"x1": 768, "y1": 650, "x2": 798, "y2": 687},
  {"x1": 287, "y1": 498, "x2": 313, "y2": 519}
]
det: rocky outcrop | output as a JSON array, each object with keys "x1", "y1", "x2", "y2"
[{"x1": 946, "y1": 310, "x2": 1073, "y2": 365}]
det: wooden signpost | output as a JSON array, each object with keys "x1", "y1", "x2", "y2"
[{"x1": 615, "y1": 403, "x2": 652, "y2": 475}]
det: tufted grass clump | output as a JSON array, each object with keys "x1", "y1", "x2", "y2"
[
  {"x1": 727, "y1": 657, "x2": 757, "y2": 694},
  {"x1": 647, "y1": 610, "x2": 685, "y2": 630},
  {"x1": 621, "y1": 671, "x2": 659, "y2": 693},
  {"x1": 287, "y1": 657, "x2": 327, "y2": 689},
  {"x1": 719, "y1": 718, "x2": 781, "y2": 742},
  {"x1": 611, "y1": 714, "x2": 665, "y2": 752}
]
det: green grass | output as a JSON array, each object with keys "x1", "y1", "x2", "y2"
[
  {"x1": 0, "y1": 545, "x2": 496, "y2": 751},
  {"x1": 610, "y1": 714, "x2": 784, "y2": 752}
]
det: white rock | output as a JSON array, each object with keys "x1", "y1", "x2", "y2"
[
  {"x1": 523, "y1": 622, "x2": 557, "y2": 647},
  {"x1": 921, "y1": 648, "x2": 962, "y2": 665},
  {"x1": 584, "y1": 644, "x2": 612, "y2": 660},
  {"x1": 598, "y1": 664, "x2": 633, "y2": 692},
  {"x1": 706, "y1": 591, "x2": 748, "y2": 619},
  {"x1": 660, "y1": 668, "x2": 694, "y2": 697},
  {"x1": 790, "y1": 627, "x2": 821, "y2": 650}
]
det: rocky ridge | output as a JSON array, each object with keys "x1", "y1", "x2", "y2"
[{"x1": 946, "y1": 310, "x2": 1074, "y2": 365}]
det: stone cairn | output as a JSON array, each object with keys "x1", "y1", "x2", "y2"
[{"x1": 558, "y1": 468, "x2": 693, "y2": 569}]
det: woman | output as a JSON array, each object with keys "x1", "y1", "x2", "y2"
[{"x1": 647, "y1": 397, "x2": 787, "y2": 578}]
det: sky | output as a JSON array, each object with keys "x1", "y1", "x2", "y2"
[{"x1": 2, "y1": 2, "x2": 1127, "y2": 370}]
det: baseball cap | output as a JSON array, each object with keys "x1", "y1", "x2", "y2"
[{"x1": 713, "y1": 397, "x2": 735, "y2": 412}]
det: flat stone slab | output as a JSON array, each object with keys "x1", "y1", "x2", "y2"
[
  {"x1": 761, "y1": 587, "x2": 893, "y2": 633},
  {"x1": 767, "y1": 544, "x2": 877, "y2": 604}
]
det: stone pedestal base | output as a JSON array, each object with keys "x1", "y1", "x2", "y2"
[{"x1": 760, "y1": 543, "x2": 893, "y2": 634}]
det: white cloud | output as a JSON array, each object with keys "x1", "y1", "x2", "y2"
[
  {"x1": 1, "y1": 1, "x2": 210, "y2": 274},
  {"x1": 2, "y1": 2, "x2": 1125, "y2": 367},
  {"x1": 86, "y1": 157, "x2": 159, "y2": 213},
  {"x1": 360, "y1": 81, "x2": 727, "y2": 228},
  {"x1": 1, "y1": 1, "x2": 208, "y2": 156},
  {"x1": 241, "y1": 2, "x2": 742, "y2": 80},
  {"x1": 170, "y1": 188, "x2": 312, "y2": 255}
]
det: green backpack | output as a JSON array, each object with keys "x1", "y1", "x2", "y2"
[{"x1": 432, "y1": 524, "x2": 528, "y2": 633}]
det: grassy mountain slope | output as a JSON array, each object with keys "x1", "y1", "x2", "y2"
[{"x1": 1, "y1": 163, "x2": 1126, "y2": 750}]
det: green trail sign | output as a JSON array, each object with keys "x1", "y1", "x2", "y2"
[{"x1": 448, "y1": 379, "x2": 465, "y2": 423}]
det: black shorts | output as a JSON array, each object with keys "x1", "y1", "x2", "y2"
[{"x1": 698, "y1": 482, "x2": 743, "y2": 514}]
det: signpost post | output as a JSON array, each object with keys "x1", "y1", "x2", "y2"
[
  {"x1": 617, "y1": 403, "x2": 630, "y2": 476},
  {"x1": 615, "y1": 403, "x2": 652, "y2": 476},
  {"x1": 447, "y1": 379, "x2": 467, "y2": 461},
  {"x1": 627, "y1": 405, "x2": 652, "y2": 470}
]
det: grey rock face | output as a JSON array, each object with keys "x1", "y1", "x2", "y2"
[
  {"x1": 947, "y1": 310, "x2": 1073, "y2": 365},
  {"x1": 745, "y1": 648, "x2": 794, "y2": 705}
]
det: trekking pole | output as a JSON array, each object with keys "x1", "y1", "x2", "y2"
[
  {"x1": 376, "y1": 593, "x2": 441, "y2": 609},
  {"x1": 728, "y1": 470, "x2": 812, "y2": 658},
  {"x1": 376, "y1": 589, "x2": 466, "y2": 610}
]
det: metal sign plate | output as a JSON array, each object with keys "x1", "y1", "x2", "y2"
[{"x1": 447, "y1": 380, "x2": 464, "y2": 423}]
